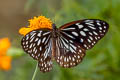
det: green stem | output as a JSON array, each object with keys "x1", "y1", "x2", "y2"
[{"x1": 32, "y1": 63, "x2": 38, "y2": 80}]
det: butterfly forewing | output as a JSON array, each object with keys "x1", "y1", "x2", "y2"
[
  {"x1": 60, "y1": 19, "x2": 109, "y2": 50},
  {"x1": 21, "y1": 29, "x2": 53, "y2": 72}
]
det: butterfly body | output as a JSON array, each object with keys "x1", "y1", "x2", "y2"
[
  {"x1": 21, "y1": 19, "x2": 109, "y2": 72},
  {"x1": 51, "y1": 24, "x2": 57, "y2": 60}
]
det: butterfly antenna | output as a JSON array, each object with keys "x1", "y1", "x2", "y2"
[
  {"x1": 52, "y1": 16, "x2": 56, "y2": 24},
  {"x1": 53, "y1": 16, "x2": 57, "y2": 28}
]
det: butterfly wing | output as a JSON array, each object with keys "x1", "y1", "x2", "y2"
[
  {"x1": 55, "y1": 35, "x2": 86, "y2": 68},
  {"x1": 60, "y1": 19, "x2": 109, "y2": 50},
  {"x1": 55, "y1": 19, "x2": 109, "y2": 68},
  {"x1": 21, "y1": 29, "x2": 52, "y2": 72}
]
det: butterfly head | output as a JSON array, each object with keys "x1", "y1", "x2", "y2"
[
  {"x1": 52, "y1": 24, "x2": 57, "y2": 30},
  {"x1": 52, "y1": 23, "x2": 58, "y2": 38}
]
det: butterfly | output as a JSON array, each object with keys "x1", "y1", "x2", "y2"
[{"x1": 21, "y1": 19, "x2": 109, "y2": 72}]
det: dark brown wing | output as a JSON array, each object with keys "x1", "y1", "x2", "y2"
[
  {"x1": 21, "y1": 29, "x2": 53, "y2": 72},
  {"x1": 55, "y1": 19, "x2": 109, "y2": 68},
  {"x1": 59, "y1": 19, "x2": 109, "y2": 50}
]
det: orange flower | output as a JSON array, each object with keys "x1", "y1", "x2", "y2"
[
  {"x1": 0, "y1": 38, "x2": 12, "y2": 71},
  {"x1": 0, "y1": 38, "x2": 11, "y2": 56},
  {"x1": 0, "y1": 56, "x2": 11, "y2": 70},
  {"x1": 19, "y1": 16, "x2": 52, "y2": 36},
  {"x1": 19, "y1": 27, "x2": 33, "y2": 36}
]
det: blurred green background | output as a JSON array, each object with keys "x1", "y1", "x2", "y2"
[{"x1": 0, "y1": 0, "x2": 120, "y2": 80}]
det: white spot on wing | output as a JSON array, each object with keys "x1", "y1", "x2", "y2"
[
  {"x1": 29, "y1": 43, "x2": 33, "y2": 48},
  {"x1": 40, "y1": 47, "x2": 42, "y2": 51},
  {"x1": 78, "y1": 55, "x2": 80, "y2": 59},
  {"x1": 72, "y1": 57, "x2": 75, "y2": 61},
  {"x1": 88, "y1": 26, "x2": 96, "y2": 29},
  {"x1": 93, "y1": 31, "x2": 98, "y2": 35},
  {"x1": 70, "y1": 47, "x2": 75, "y2": 53},
  {"x1": 89, "y1": 32, "x2": 93, "y2": 35},
  {"x1": 89, "y1": 36, "x2": 93, "y2": 40},
  {"x1": 85, "y1": 20, "x2": 94, "y2": 23},
  {"x1": 87, "y1": 39, "x2": 91, "y2": 43},
  {"x1": 64, "y1": 57, "x2": 66, "y2": 62},
  {"x1": 30, "y1": 37, "x2": 34, "y2": 42},
  {"x1": 30, "y1": 33, "x2": 36, "y2": 39},
  {"x1": 26, "y1": 36, "x2": 29, "y2": 40},
  {"x1": 83, "y1": 28, "x2": 89, "y2": 31},
  {"x1": 76, "y1": 23, "x2": 84, "y2": 29},
  {"x1": 38, "y1": 33, "x2": 41, "y2": 37},
  {"x1": 42, "y1": 37, "x2": 46, "y2": 43},
  {"x1": 62, "y1": 27, "x2": 75, "y2": 30},
  {"x1": 35, "y1": 38, "x2": 39, "y2": 42},
  {"x1": 44, "y1": 35, "x2": 50, "y2": 45},
  {"x1": 80, "y1": 31, "x2": 86, "y2": 36},
  {"x1": 37, "y1": 39, "x2": 41, "y2": 46},
  {"x1": 104, "y1": 26, "x2": 106, "y2": 29},
  {"x1": 72, "y1": 32, "x2": 79, "y2": 36},
  {"x1": 84, "y1": 44, "x2": 87, "y2": 48},
  {"x1": 70, "y1": 40, "x2": 73, "y2": 43},
  {"x1": 103, "y1": 30, "x2": 106, "y2": 32},
  {"x1": 26, "y1": 41, "x2": 28, "y2": 44},
  {"x1": 61, "y1": 38, "x2": 68, "y2": 49},
  {"x1": 95, "y1": 37, "x2": 98, "y2": 40},
  {"x1": 80, "y1": 38, "x2": 84, "y2": 42},
  {"x1": 43, "y1": 32, "x2": 50, "y2": 36},
  {"x1": 85, "y1": 22, "x2": 94, "y2": 26},
  {"x1": 97, "y1": 22, "x2": 101, "y2": 26},
  {"x1": 99, "y1": 27, "x2": 102, "y2": 30},
  {"x1": 70, "y1": 43, "x2": 77, "y2": 50},
  {"x1": 98, "y1": 36, "x2": 100, "y2": 39},
  {"x1": 62, "y1": 32, "x2": 75, "y2": 39}
]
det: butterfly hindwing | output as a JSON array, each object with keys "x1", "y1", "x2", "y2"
[
  {"x1": 60, "y1": 19, "x2": 109, "y2": 50},
  {"x1": 55, "y1": 34, "x2": 86, "y2": 68},
  {"x1": 21, "y1": 29, "x2": 53, "y2": 72}
]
